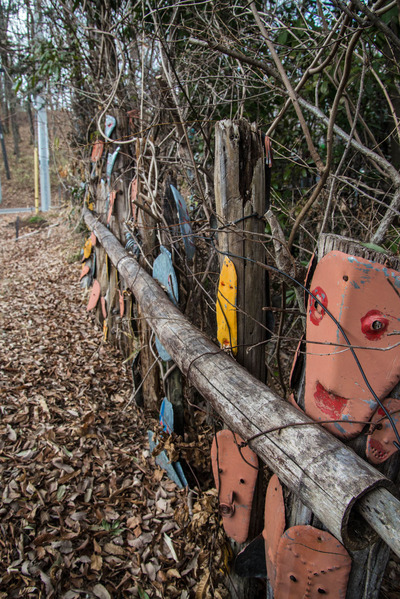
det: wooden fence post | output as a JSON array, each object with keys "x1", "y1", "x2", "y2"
[{"x1": 214, "y1": 119, "x2": 269, "y2": 598}]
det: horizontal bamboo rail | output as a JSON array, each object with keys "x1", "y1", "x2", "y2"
[{"x1": 83, "y1": 207, "x2": 400, "y2": 557}]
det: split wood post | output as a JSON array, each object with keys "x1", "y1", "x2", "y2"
[
  {"x1": 134, "y1": 136, "x2": 159, "y2": 412},
  {"x1": 83, "y1": 207, "x2": 400, "y2": 562},
  {"x1": 285, "y1": 233, "x2": 400, "y2": 599},
  {"x1": 215, "y1": 119, "x2": 268, "y2": 381},
  {"x1": 215, "y1": 119, "x2": 269, "y2": 598}
]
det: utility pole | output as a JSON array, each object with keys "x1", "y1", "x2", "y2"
[
  {"x1": 33, "y1": 0, "x2": 51, "y2": 212},
  {"x1": 34, "y1": 95, "x2": 51, "y2": 211}
]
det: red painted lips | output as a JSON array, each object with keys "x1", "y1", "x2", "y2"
[{"x1": 314, "y1": 382, "x2": 348, "y2": 418}]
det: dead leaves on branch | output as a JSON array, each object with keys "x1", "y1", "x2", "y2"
[{"x1": 0, "y1": 214, "x2": 230, "y2": 598}]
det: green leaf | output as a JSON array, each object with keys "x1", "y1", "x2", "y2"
[
  {"x1": 137, "y1": 588, "x2": 150, "y2": 599},
  {"x1": 57, "y1": 485, "x2": 66, "y2": 501},
  {"x1": 359, "y1": 242, "x2": 386, "y2": 254}
]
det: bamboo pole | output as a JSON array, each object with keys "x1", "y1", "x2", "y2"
[{"x1": 83, "y1": 206, "x2": 400, "y2": 558}]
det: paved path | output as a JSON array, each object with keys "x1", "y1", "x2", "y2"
[{"x1": 0, "y1": 207, "x2": 34, "y2": 214}]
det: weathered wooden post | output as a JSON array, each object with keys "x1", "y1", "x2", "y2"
[
  {"x1": 215, "y1": 119, "x2": 268, "y2": 381},
  {"x1": 214, "y1": 119, "x2": 269, "y2": 598}
]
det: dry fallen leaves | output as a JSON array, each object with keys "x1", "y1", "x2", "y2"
[{"x1": 0, "y1": 212, "x2": 231, "y2": 598}]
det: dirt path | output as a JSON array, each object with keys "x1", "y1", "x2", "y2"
[{"x1": 0, "y1": 212, "x2": 223, "y2": 599}]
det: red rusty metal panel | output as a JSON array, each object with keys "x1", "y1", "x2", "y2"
[
  {"x1": 107, "y1": 190, "x2": 117, "y2": 225},
  {"x1": 131, "y1": 177, "x2": 138, "y2": 223},
  {"x1": 305, "y1": 250, "x2": 400, "y2": 439},
  {"x1": 264, "y1": 474, "x2": 285, "y2": 589},
  {"x1": 366, "y1": 398, "x2": 400, "y2": 464},
  {"x1": 211, "y1": 429, "x2": 258, "y2": 544},
  {"x1": 119, "y1": 290, "x2": 125, "y2": 317},
  {"x1": 80, "y1": 263, "x2": 90, "y2": 280},
  {"x1": 274, "y1": 525, "x2": 351, "y2": 598},
  {"x1": 87, "y1": 280, "x2": 101, "y2": 311},
  {"x1": 91, "y1": 140, "x2": 104, "y2": 163},
  {"x1": 100, "y1": 296, "x2": 107, "y2": 320}
]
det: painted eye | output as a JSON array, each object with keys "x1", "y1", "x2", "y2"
[
  {"x1": 317, "y1": 589, "x2": 327, "y2": 595},
  {"x1": 361, "y1": 310, "x2": 389, "y2": 340},
  {"x1": 290, "y1": 575, "x2": 297, "y2": 582},
  {"x1": 309, "y1": 286, "x2": 328, "y2": 326}
]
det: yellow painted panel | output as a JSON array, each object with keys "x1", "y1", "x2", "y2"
[
  {"x1": 216, "y1": 257, "x2": 237, "y2": 355},
  {"x1": 83, "y1": 238, "x2": 92, "y2": 259}
]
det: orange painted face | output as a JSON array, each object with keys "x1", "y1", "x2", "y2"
[
  {"x1": 366, "y1": 398, "x2": 400, "y2": 464},
  {"x1": 305, "y1": 251, "x2": 400, "y2": 439},
  {"x1": 274, "y1": 526, "x2": 351, "y2": 598},
  {"x1": 211, "y1": 430, "x2": 258, "y2": 544}
]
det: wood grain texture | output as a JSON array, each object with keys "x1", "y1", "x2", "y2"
[
  {"x1": 83, "y1": 207, "x2": 400, "y2": 556},
  {"x1": 214, "y1": 119, "x2": 267, "y2": 381}
]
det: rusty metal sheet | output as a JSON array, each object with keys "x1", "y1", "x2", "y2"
[
  {"x1": 119, "y1": 290, "x2": 125, "y2": 317},
  {"x1": 211, "y1": 429, "x2": 258, "y2": 544},
  {"x1": 107, "y1": 190, "x2": 117, "y2": 225},
  {"x1": 100, "y1": 296, "x2": 107, "y2": 320},
  {"x1": 131, "y1": 177, "x2": 138, "y2": 223},
  {"x1": 264, "y1": 474, "x2": 285, "y2": 589},
  {"x1": 91, "y1": 140, "x2": 104, "y2": 163},
  {"x1": 86, "y1": 279, "x2": 101, "y2": 311},
  {"x1": 274, "y1": 525, "x2": 351, "y2": 598},
  {"x1": 80, "y1": 263, "x2": 90, "y2": 280},
  {"x1": 305, "y1": 250, "x2": 400, "y2": 439}
]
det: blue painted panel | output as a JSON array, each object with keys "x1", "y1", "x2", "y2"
[
  {"x1": 106, "y1": 146, "x2": 120, "y2": 180},
  {"x1": 155, "y1": 337, "x2": 171, "y2": 362},
  {"x1": 170, "y1": 185, "x2": 195, "y2": 260},
  {"x1": 160, "y1": 397, "x2": 174, "y2": 434},
  {"x1": 105, "y1": 114, "x2": 116, "y2": 138},
  {"x1": 148, "y1": 431, "x2": 188, "y2": 488},
  {"x1": 152, "y1": 246, "x2": 179, "y2": 306}
]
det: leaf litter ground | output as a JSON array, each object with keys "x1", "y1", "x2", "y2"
[{"x1": 0, "y1": 212, "x2": 229, "y2": 599}]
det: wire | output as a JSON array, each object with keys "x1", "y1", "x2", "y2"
[{"x1": 207, "y1": 233, "x2": 400, "y2": 452}]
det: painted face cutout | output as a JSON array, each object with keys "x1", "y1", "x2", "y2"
[
  {"x1": 211, "y1": 430, "x2": 258, "y2": 544},
  {"x1": 274, "y1": 526, "x2": 351, "y2": 599},
  {"x1": 305, "y1": 251, "x2": 400, "y2": 439},
  {"x1": 366, "y1": 398, "x2": 400, "y2": 464}
]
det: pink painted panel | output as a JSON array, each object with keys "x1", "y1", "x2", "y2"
[{"x1": 305, "y1": 250, "x2": 400, "y2": 439}]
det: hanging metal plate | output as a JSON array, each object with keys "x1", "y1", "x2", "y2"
[
  {"x1": 170, "y1": 184, "x2": 195, "y2": 260},
  {"x1": 87, "y1": 280, "x2": 101, "y2": 311},
  {"x1": 216, "y1": 257, "x2": 237, "y2": 355},
  {"x1": 211, "y1": 429, "x2": 258, "y2": 544},
  {"x1": 274, "y1": 525, "x2": 351, "y2": 599},
  {"x1": 305, "y1": 250, "x2": 400, "y2": 439}
]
